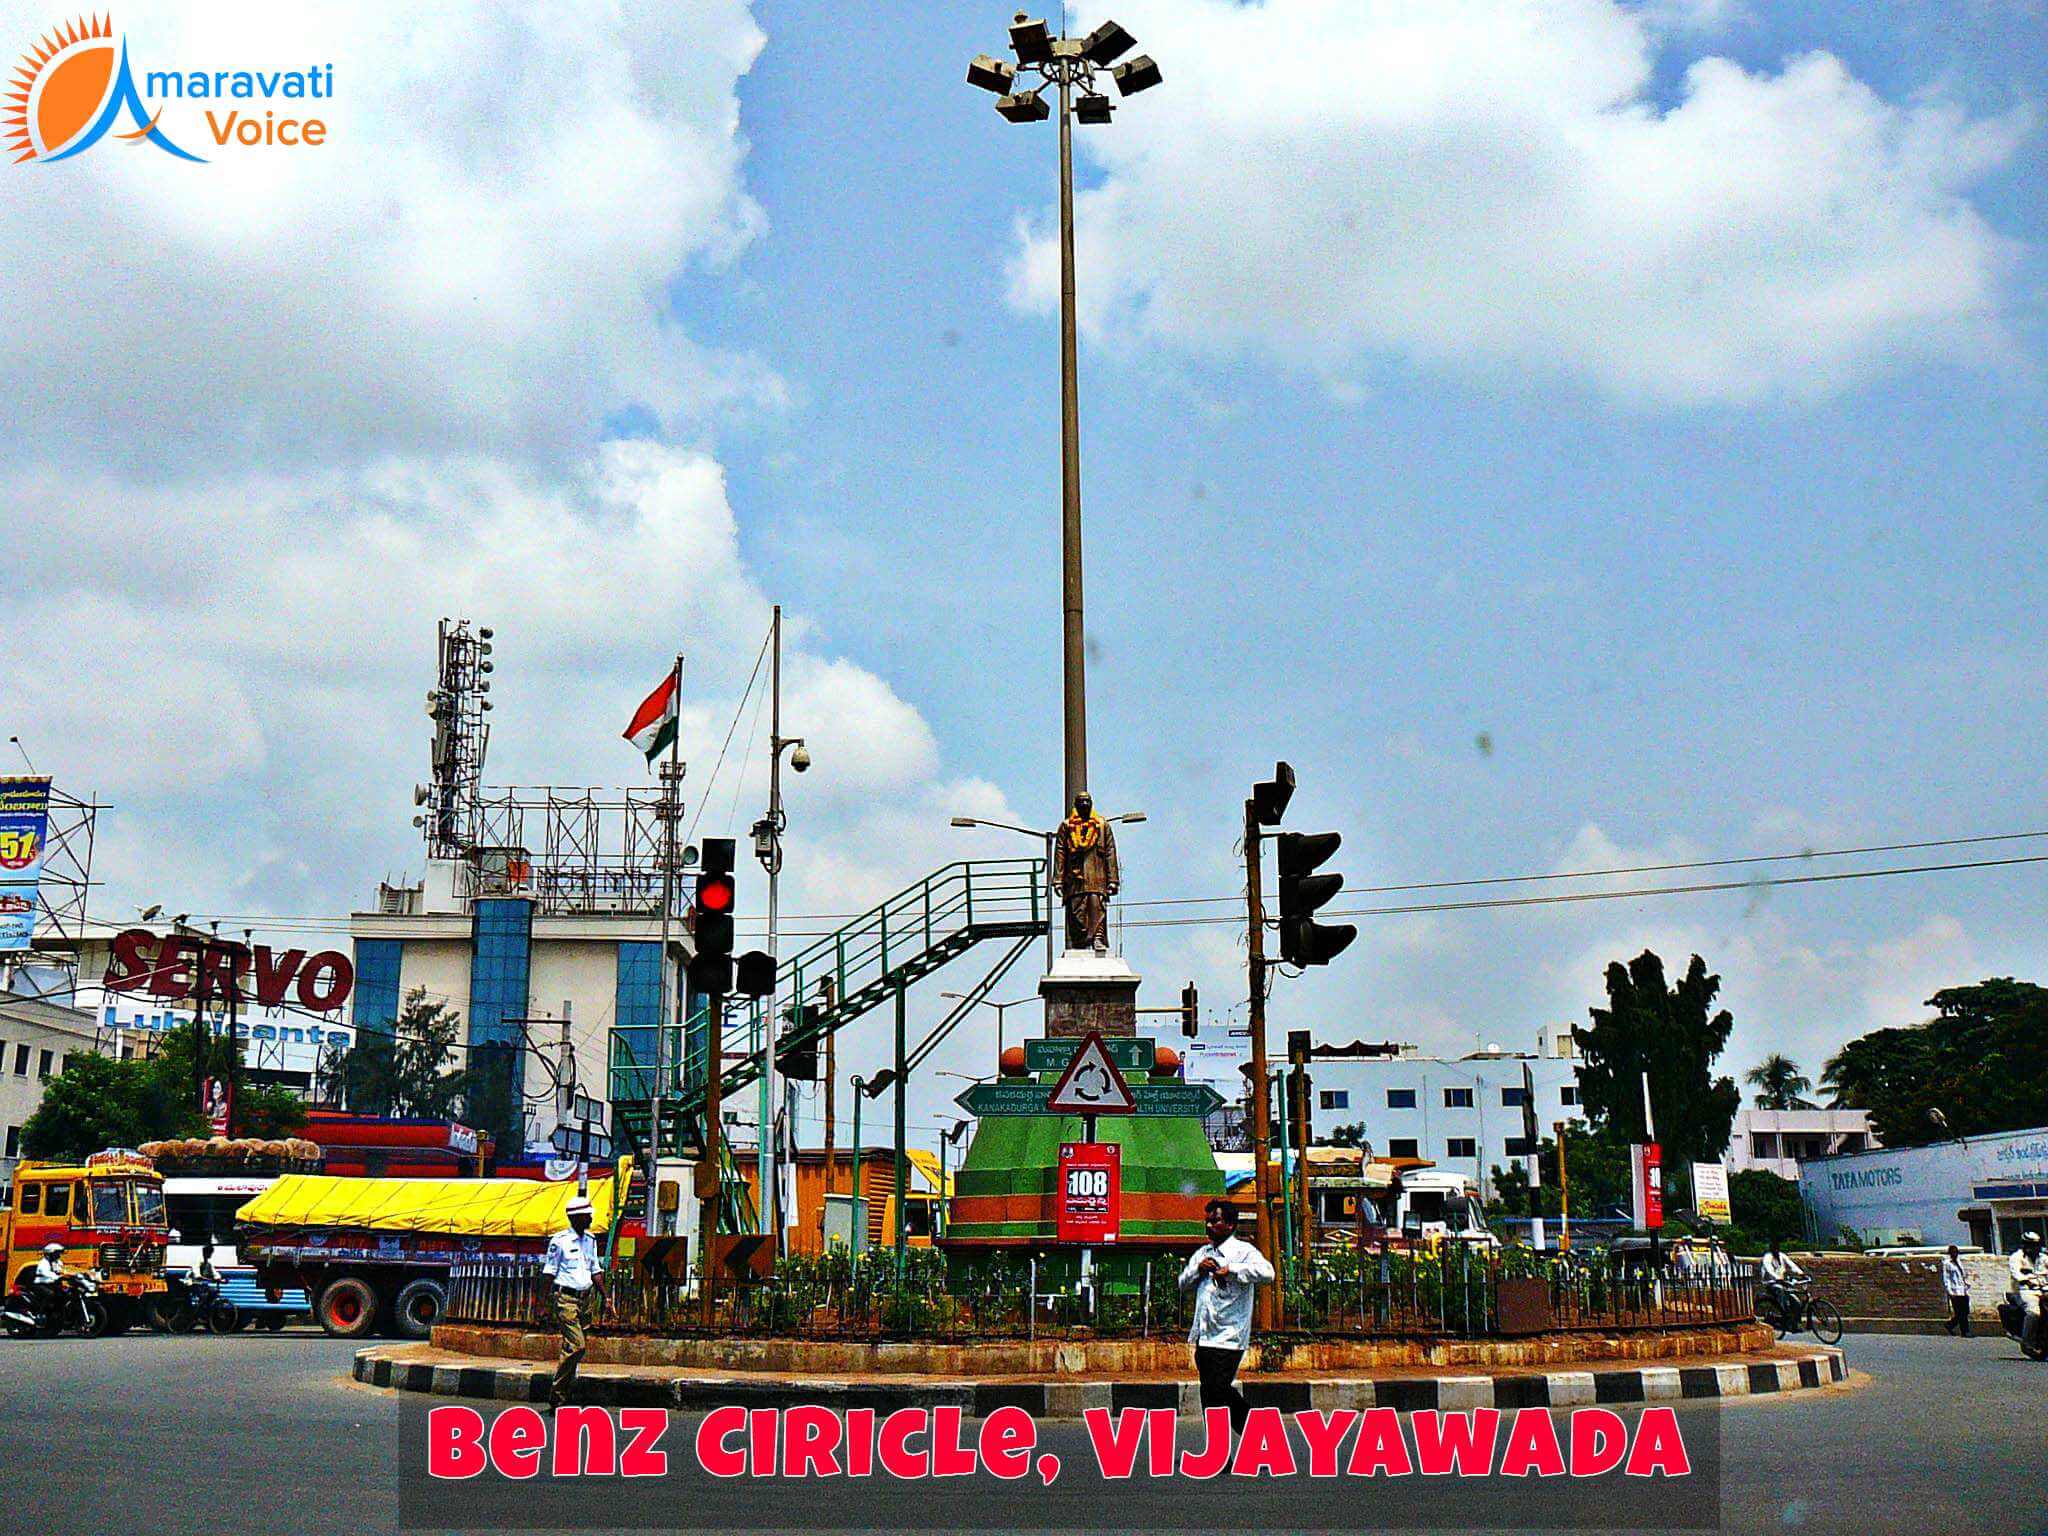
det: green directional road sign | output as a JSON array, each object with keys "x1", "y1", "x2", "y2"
[
  {"x1": 955, "y1": 1080, "x2": 1225, "y2": 1118},
  {"x1": 1022, "y1": 1036, "x2": 1155, "y2": 1073},
  {"x1": 1130, "y1": 1082, "x2": 1225, "y2": 1118}
]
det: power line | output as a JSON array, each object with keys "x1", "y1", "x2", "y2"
[
  {"x1": 162, "y1": 826, "x2": 2048, "y2": 936},
  {"x1": 1115, "y1": 850, "x2": 2048, "y2": 929}
]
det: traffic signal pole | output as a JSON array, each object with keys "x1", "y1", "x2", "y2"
[{"x1": 1243, "y1": 794, "x2": 1278, "y2": 1330}]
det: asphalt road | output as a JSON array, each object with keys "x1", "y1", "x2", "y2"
[{"x1": 0, "y1": 1330, "x2": 2040, "y2": 1535}]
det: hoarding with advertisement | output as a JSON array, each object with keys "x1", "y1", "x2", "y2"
[
  {"x1": 0, "y1": 775, "x2": 52, "y2": 951},
  {"x1": 1055, "y1": 1141, "x2": 1121, "y2": 1244},
  {"x1": 1691, "y1": 1160, "x2": 1732, "y2": 1223}
]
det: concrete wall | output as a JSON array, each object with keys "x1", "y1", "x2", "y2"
[
  {"x1": 437, "y1": 1319, "x2": 1774, "y2": 1377},
  {"x1": 397, "y1": 938, "x2": 473, "y2": 1023},
  {"x1": 526, "y1": 940, "x2": 619, "y2": 1114}
]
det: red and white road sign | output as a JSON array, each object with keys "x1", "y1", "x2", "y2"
[
  {"x1": 1045, "y1": 1030, "x2": 1137, "y2": 1116},
  {"x1": 1056, "y1": 1141, "x2": 1121, "y2": 1244}
]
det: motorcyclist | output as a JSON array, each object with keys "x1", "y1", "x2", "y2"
[
  {"x1": 2010, "y1": 1231, "x2": 2046, "y2": 1351},
  {"x1": 29, "y1": 1242, "x2": 71, "y2": 1320}
]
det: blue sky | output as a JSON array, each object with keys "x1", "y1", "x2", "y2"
[{"x1": 2, "y1": 0, "x2": 2043, "y2": 1146}]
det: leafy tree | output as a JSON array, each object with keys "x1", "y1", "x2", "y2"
[
  {"x1": 1487, "y1": 1123, "x2": 1633, "y2": 1220},
  {"x1": 1573, "y1": 950, "x2": 1741, "y2": 1169},
  {"x1": 1325, "y1": 1122, "x2": 1366, "y2": 1148},
  {"x1": 20, "y1": 1052, "x2": 202, "y2": 1160},
  {"x1": 328, "y1": 988, "x2": 470, "y2": 1118},
  {"x1": 1822, "y1": 978, "x2": 2048, "y2": 1146},
  {"x1": 235, "y1": 1081, "x2": 309, "y2": 1139},
  {"x1": 1724, "y1": 1169, "x2": 1805, "y2": 1250},
  {"x1": 1745, "y1": 1053, "x2": 1814, "y2": 1110}
]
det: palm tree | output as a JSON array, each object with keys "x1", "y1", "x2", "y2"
[{"x1": 1745, "y1": 1053, "x2": 1813, "y2": 1111}]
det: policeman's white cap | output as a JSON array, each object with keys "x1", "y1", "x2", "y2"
[
  {"x1": 565, "y1": 1196, "x2": 594, "y2": 1215},
  {"x1": 43, "y1": 1241, "x2": 64, "y2": 1253},
  {"x1": 2026, "y1": 1230, "x2": 2043, "y2": 1242}
]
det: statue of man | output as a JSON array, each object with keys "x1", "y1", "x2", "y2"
[{"x1": 1052, "y1": 790, "x2": 1120, "y2": 955}]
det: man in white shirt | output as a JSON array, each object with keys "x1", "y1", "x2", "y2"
[
  {"x1": 1939, "y1": 1244, "x2": 1972, "y2": 1337},
  {"x1": 2010, "y1": 1231, "x2": 2046, "y2": 1352},
  {"x1": 29, "y1": 1242, "x2": 70, "y2": 1319},
  {"x1": 1758, "y1": 1240, "x2": 1804, "y2": 1331},
  {"x1": 543, "y1": 1194, "x2": 606, "y2": 1411},
  {"x1": 1177, "y1": 1199, "x2": 1274, "y2": 1435}
]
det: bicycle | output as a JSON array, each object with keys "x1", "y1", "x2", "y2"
[{"x1": 1761, "y1": 1277, "x2": 1842, "y2": 1346}]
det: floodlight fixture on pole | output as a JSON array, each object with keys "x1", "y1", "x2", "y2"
[{"x1": 966, "y1": 14, "x2": 1162, "y2": 817}]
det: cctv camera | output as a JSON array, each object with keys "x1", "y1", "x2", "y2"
[{"x1": 791, "y1": 744, "x2": 812, "y2": 773}]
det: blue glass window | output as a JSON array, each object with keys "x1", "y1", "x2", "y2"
[{"x1": 351, "y1": 939, "x2": 403, "y2": 1041}]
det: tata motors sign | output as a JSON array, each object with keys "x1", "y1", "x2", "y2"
[{"x1": 103, "y1": 927, "x2": 355, "y2": 1012}]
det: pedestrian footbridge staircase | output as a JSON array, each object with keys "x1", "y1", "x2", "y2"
[{"x1": 609, "y1": 856, "x2": 1047, "y2": 1174}]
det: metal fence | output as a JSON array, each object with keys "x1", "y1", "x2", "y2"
[{"x1": 445, "y1": 1248, "x2": 1756, "y2": 1342}]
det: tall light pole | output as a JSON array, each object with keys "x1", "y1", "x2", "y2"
[
  {"x1": 940, "y1": 992, "x2": 1038, "y2": 1059},
  {"x1": 968, "y1": 17, "x2": 1163, "y2": 810},
  {"x1": 753, "y1": 605, "x2": 811, "y2": 1241}
]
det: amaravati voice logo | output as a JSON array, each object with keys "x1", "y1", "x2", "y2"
[{"x1": 6, "y1": 13, "x2": 201, "y2": 164}]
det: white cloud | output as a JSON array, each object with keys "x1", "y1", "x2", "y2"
[
  {"x1": 0, "y1": 442, "x2": 1022, "y2": 926},
  {"x1": 0, "y1": 2, "x2": 776, "y2": 472},
  {"x1": 1008, "y1": 0, "x2": 2028, "y2": 405}
]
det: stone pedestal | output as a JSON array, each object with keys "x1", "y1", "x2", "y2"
[{"x1": 1039, "y1": 949, "x2": 1141, "y2": 1039}]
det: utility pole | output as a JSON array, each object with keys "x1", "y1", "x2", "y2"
[
  {"x1": 760, "y1": 608, "x2": 781, "y2": 1238},
  {"x1": 821, "y1": 973, "x2": 838, "y2": 1220},
  {"x1": 1244, "y1": 794, "x2": 1277, "y2": 1328},
  {"x1": 893, "y1": 986, "x2": 908, "y2": 1274},
  {"x1": 697, "y1": 992, "x2": 723, "y2": 1326}
]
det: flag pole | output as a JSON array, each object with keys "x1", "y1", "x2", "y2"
[{"x1": 649, "y1": 654, "x2": 684, "y2": 1247}]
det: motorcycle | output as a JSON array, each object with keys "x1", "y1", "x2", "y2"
[
  {"x1": 1996, "y1": 1288, "x2": 2048, "y2": 1361},
  {"x1": 2, "y1": 1271, "x2": 111, "y2": 1339}
]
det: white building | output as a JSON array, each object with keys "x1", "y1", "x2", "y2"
[
  {"x1": 1726, "y1": 1106, "x2": 1876, "y2": 1180},
  {"x1": 1298, "y1": 1030, "x2": 1587, "y2": 1200},
  {"x1": 0, "y1": 992, "x2": 102, "y2": 1180},
  {"x1": 350, "y1": 857, "x2": 687, "y2": 1162},
  {"x1": 1802, "y1": 1125, "x2": 2048, "y2": 1253}
]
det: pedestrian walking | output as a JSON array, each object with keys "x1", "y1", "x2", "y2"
[
  {"x1": 543, "y1": 1194, "x2": 606, "y2": 1411},
  {"x1": 1177, "y1": 1199, "x2": 1274, "y2": 1437},
  {"x1": 1939, "y1": 1244, "x2": 1972, "y2": 1337}
]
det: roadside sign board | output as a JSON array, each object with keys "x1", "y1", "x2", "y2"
[
  {"x1": 571, "y1": 1091, "x2": 608, "y2": 1128},
  {"x1": 1045, "y1": 1032, "x2": 1137, "y2": 1116},
  {"x1": 1631, "y1": 1142, "x2": 1664, "y2": 1230},
  {"x1": 956, "y1": 1080, "x2": 1225, "y2": 1118},
  {"x1": 1056, "y1": 1142, "x2": 1120, "y2": 1244},
  {"x1": 1024, "y1": 1036, "x2": 1154, "y2": 1073},
  {"x1": 1691, "y1": 1160, "x2": 1731, "y2": 1224}
]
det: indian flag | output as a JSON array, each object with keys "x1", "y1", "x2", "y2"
[{"x1": 623, "y1": 665, "x2": 680, "y2": 765}]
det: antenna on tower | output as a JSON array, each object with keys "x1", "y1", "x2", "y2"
[{"x1": 420, "y1": 617, "x2": 494, "y2": 860}]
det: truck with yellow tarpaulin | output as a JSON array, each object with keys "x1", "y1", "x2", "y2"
[{"x1": 236, "y1": 1164, "x2": 627, "y2": 1340}]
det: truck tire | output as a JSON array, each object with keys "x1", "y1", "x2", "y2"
[
  {"x1": 393, "y1": 1279, "x2": 447, "y2": 1340},
  {"x1": 316, "y1": 1277, "x2": 380, "y2": 1339}
]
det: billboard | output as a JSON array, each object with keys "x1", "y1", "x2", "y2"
[
  {"x1": 0, "y1": 776, "x2": 52, "y2": 952},
  {"x1": 1692, "y1": 1160, "x2": 1732, "y2": 1224}
]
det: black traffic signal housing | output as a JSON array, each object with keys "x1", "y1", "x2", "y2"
[
  {"x1": 734, "y1": 950, "x2": 776, "y2": 1000},
  {"x1": 689, "y1": 837, "x2": 737, "y2": 994},
  {"x1": 1276, "y1": 831, "x2": 1357, "y2": 967},
  {"x1": 1251, "y1": 761, "x2": 1295, "y2": 826},
  {"x1": 1180, "y1": 981, "x2": 1199, "y2": 1039},
  {"x1": 776, "y1": 1004, "x2": 820, "y2": 1082}
]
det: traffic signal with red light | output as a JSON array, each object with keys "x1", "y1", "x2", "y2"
[
  {"x1": 1276, "y1": 830, "x2": 1356, "y2": 967},
  {"x1": 690, "y1": 837, "x2": 737, "y2": 994}
]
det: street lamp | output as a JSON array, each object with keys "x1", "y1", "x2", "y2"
[
  {"x1": 941, "y1": 991, "x2": 1038, "y2": 1058},
  {"x1": 966, "y1": 15, "x2": 1162, "y2": 815}
]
